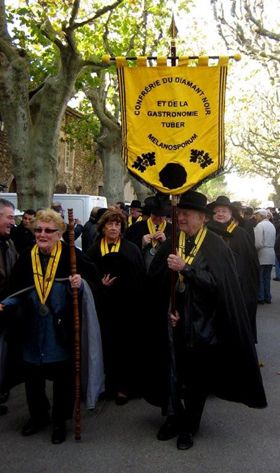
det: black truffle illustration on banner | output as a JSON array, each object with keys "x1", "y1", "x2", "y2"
[
  {"x1": 159, "y1": 163, "x2": 187, "y2": 189},
  {"x1": 190, "y1": 149, "x2": 213, "y2": 169},
  {"x1": 132, "y1": 151, "x2": 156, "y2": 172}
]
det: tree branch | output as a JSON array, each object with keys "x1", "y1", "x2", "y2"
[
  {"x1": 72, "y1": 0, "x2": 124, "y2": 30},
  {"x1": 0, "y1": 0, "x2": 11, "y2": 41}
]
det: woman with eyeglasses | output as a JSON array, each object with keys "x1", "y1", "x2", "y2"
[{"x1": 0, "y1": 208, "x2": 103, "y2": 444}]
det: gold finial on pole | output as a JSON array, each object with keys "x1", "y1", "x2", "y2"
[
  {"x1": 168, "y1": 13, "x2": 178, "y2": 40},
  {"x1": 168, "y1": 13, "x2": 178, "y2": 66}
]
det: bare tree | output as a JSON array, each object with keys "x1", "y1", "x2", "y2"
[
  {"x1": 211, "y1": 0, "x2": 279, "y2": 83},
  {"x1": 211, "y1": 0, "x2": 280, "y2": 202}
]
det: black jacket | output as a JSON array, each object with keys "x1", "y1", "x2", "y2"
[{"x1": 207, "y1": 221, "x2": 260, "y2": 342}]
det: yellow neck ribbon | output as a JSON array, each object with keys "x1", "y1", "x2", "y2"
[
  {"x1": 226, "y1": 220, "x2": 238, "y2": 233},
  {"x1": 31, "y1": 241, "x2": 62, "y2": 305},
  {"x1": 100, "y1": 237, "x2": 121, "y2": 256},
  {"x1": 128, "y1": 215, "x2": 142, "y2": 227},
  {"x1": 178, "y1": 226, "x2": 207, "y2": 265},
  {"x1": 147, "y1": 217, "x2": 167, "y2": 247}
]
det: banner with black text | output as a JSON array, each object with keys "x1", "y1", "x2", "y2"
[{"x1": 117, "y1": 57, "x2": 228, "y2": 194}]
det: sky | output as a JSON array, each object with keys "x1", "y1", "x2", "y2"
[{"x1": 224, "y1": 174, "x2": 273, "y2": 207}]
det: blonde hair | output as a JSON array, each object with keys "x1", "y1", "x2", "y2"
[{"x1": 35, "y1": 208, "x2": 67, "y2": 233}]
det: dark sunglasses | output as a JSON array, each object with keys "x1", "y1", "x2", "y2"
[{"x1": 34, "y1": 228, "x2": 59, "y2": 234}]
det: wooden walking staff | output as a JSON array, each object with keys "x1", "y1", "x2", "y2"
[{"x1": 67, "y1": 209, "x2": 81, "y2": 441}]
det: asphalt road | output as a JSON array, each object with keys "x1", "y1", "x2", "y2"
[{"x1": 0, "y1": 280, "x2": 279, "y2": 473}]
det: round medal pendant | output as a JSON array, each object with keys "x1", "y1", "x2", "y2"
[
  {"x1": 149, "y1": 247, "x2": 157, "y2": 256},
  {"x1": 39, "y1": 304, "x2": 49, "y2": 316}
]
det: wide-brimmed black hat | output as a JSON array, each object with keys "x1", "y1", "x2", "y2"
[
  {"x1": 130, "y1": 199, "x2": 142, "y2": 209},
  {"x1": 141, "y1": 196, "x2": 155, "y2": 217},
  {"x1": 231, "y1": 201, "x2": 245, "y2": 210},
  {"x1": 177, "y1": 190, "x2": 208, "y2": 213},
  {"x1": 207, "y1": 195, "x2": 233, "y2": 212},
  {"x1": 148, "y1": 193, "x2": 170, "y2": 217},
  {"x1": 151, "y1": 200, "x2": 170, "y2": 217}
]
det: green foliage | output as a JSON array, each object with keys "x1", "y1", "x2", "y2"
[
  {"x1": 64, "y1": 101, "x2": 101, "y2": 156},
  {"x1": 6, "y1": 0, "x2": 195, "y2": 125},
  {"x1": 248, "y1": 198, "x2": 261, "y2": 209},
  {"x1": 6, "y1": 4, "x2": 60, "y2": 86},
  {"x1": 197, "y1": 174, "x2": 229, "y2": 201},
  {"x1": 6, "y1": 0, "x2": 222, "y2": 193}
]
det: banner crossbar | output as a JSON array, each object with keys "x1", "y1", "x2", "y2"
[{"x1": 103, "y1": 54, "x2": 241, "y2": 62}]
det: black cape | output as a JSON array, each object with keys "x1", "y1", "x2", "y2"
[
  {"x1": 207, "y1": 221, "x2": 260, "y2": 342},
  {"x1": 86, "y1": 238, "x2": 146, "y2": 397},
  {"x1": 144, "y1": 229, "x2": 267, "y2": 411}
]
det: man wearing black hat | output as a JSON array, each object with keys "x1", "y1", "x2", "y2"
[
  {"x1": 207, "y1": 196, "x2": 260, "y2": 342},
  {"x1": 125, "y1": 195, "x2": 172, "y2": 270},
  {"x1": 144, "y1": 190, "x2": 266, "y2": 450},
  {"x1": 231, "y1": 201, "x2": 255, "y2": 242},
  {"x1": 127, "y1": 200, "x2": 143, "y2": 227}
]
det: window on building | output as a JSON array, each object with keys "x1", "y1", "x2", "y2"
[{"x1": 64, "y1": 141, "x2": 75, "y2": 171}]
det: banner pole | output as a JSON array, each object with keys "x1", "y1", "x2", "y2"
[{"x1": 169, "y1": 14, "x2": 179, "y2": 313}]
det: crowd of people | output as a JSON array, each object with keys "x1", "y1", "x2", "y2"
[{"x1": 0, "y1": 191, "x2": 279, "y2": 448}]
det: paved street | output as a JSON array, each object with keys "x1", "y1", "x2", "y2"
[{"x1": 0, "y1": 280, "x2": 280, "y2": 473}]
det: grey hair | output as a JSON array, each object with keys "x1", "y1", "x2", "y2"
[{"x1": 0, "y1": 198, "x2": 15, "y2": 214}]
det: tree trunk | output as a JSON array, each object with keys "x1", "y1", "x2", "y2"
[
  {"x1": 271, "y1": 179, "x2": 280, "y2": 208},
  {"x1": 0, "y1": 25, "x2": 82, "y2": 209},
  {"x1": 97, "y1": 127, "x2": 125, "y2": 205},
  {"x1": 129, "y1": 174, "x2": 154, "y2": 203}
]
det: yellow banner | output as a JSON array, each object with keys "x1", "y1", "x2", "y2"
[{"x1": 117, "y1": 58, "x2": 228, "y2": 194}]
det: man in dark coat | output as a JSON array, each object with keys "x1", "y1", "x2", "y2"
[
  {"x1": 0, "y1": 198, "x2": 17, "y2": 415},
  {"x1": 125, "y1": 195, "x2": 172, "y2": 271},
  {"x1": 145, "y1": 190, "x2": 267, "y2": 450},
  {"x1": 207, "y1": 195, "x2": 260, "y2": 342},
  {"x1": 127, "y1": 200, "x2": 142, "y2": 227},
  {"x1": 231, "y1": 201, "x2": 255, "y2": 242},
  {"x1": 10, "y1": 209, "x2": 36, "y2": 254},
  {"x1": 81, "y1": 207, "x2": 107, "y2": 253}
]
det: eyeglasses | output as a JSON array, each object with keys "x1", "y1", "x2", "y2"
[{"x1": 34, "y1": 228, "x2": 59, "y2": 234}]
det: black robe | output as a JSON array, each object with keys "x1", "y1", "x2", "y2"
[
  {"x1": 86, "y1": 237, "x2": 146, "y2": 397},
  {"x1": 207, "y1": 221, "x2": 259, "y2": 342},
  {"x1": 144, "y1": 229, "x2": 267, "y2": 412}
]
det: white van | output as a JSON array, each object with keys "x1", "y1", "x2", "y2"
[
  {"x1": 51, "y1": 194, "x2": 107, "y2": 225},
  {"x1": 1, "y1": 192, "x2": 108, "y2": 249},
  {"x1": 0, "y1": 193, "x2": 107, "y2": 225}
]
